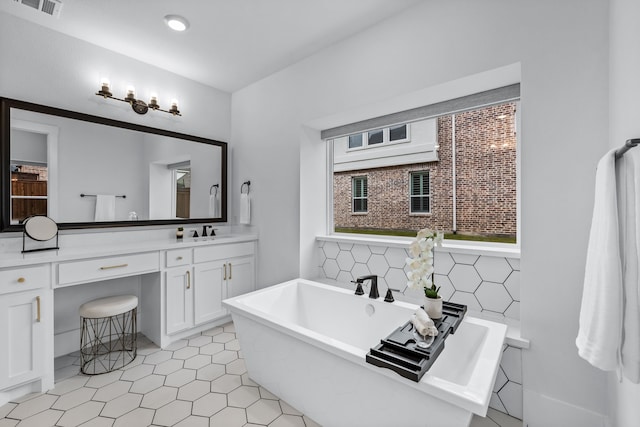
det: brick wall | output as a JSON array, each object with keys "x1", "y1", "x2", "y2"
[{"x1": 333, "y1": 103, "x2": 517, "y2": 237}]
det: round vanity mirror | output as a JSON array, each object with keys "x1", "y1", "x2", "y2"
[{"x1": 23, "y1": 216, "x2": 58, "y2": 241}]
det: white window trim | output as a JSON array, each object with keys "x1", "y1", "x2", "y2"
[{"x1": 317, "y1": 233, "x2": 521, "y2": 258}]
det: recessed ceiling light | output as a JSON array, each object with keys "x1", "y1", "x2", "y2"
[{"x1": 164, "y1": 15, "x2": 189, "y2": 32}]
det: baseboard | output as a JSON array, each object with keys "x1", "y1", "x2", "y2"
[{"x1": 523, "y1": 390, "x2": 606, "y2": 427}]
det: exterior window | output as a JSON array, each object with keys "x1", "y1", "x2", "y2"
[
  {"x1": 332, "y1": 101, "x2": 518, "y2": 243},
  {"x1": 368, "y1": 129, "x2": 384, "y2": 145},
  {"x1": 352, "y1": 176, "x2": 368, "y2": 213},
  {"x1": 410, "y1": 171, "x2": 430, "y2": 214},
  {"x1": 345, "y1": 123, "x2": 409, "y2": 150},
  {"x1": 389, "y1": 124, "x2": 407, "y2": 141},
  {"x1": 348, "y1": 134, "x2": 363, "y2": 149}
]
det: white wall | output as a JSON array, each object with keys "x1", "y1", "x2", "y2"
[
  {"x1": 10, "y1": 129, "x2": 47, "y2": 163},
  {"x1": 607, "y1": 0, "x2": 640, "y2": 425},
  {"x1": 0, "y1": 12, "x2": 230, "y2": 144},
  {"x1": 231, "y1": 0, "x2": 609, "y2": 424}
]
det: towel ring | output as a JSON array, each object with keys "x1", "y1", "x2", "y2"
[
  {"x1": 210, "y1": 184, "x2": 219, "y2": 196},
  {"x1": 241, "y1": 181, "x2": 251, "y2": 194}
]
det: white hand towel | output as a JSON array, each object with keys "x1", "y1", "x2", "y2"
[
  {"x1": 412, "y1": 308, "x2": 438, "y2": 337},
  {"x1": 94, "y1": 195, "x2": 116, "y2": 221},
  {"x1": 239, "y1": 193, "x2": 251, "y2": 225},
  {"x1": 576, "y1": 149, "x2": 623, "y2": 372},
  {"x1": 209, "y1": 194, "x2": 220, "y2": 218},
  {"x1": 618, "y1": 150, "x2": 640, "y2": 383}
]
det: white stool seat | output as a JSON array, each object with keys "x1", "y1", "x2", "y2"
[{"x1": 80, "y1": 295, "x2": 138, "y2": 318}]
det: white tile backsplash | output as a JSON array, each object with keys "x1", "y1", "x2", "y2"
[{"x1": 317, "y1": 240, "x2": 521, "y2": 320}]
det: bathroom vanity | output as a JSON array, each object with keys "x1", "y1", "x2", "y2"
[{"x1": 0, "y1": 233, "x2": 257, "y2": 406}]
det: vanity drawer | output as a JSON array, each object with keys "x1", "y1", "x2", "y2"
[
  {"x1": 194, "y1": 242, "x2": 254, "y2": 263},
  {"x1": 57, "y1": 252, "x2": 160, "y2": 287},
  {"x1": 166, "y1": 248, "x2": 192, "y2": 267},
  {"x1": 0, "y1": 264, "x2": 50, "y2": 294}
]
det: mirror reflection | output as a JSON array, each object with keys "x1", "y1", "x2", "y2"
[{"x1": 3, "y1": 99, "x2": 226, "y2": 229}]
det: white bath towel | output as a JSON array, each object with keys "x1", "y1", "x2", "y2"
[
  {"x1": 239, "y1": 193, "x2": 251, "y2": 225},
  {"x1": 412, "y1": 308, "x2": 438, "y2": 337},
  {"x1": 209, "y1": 194, "x2": 220, "y2": 218},
  {"x1": 577, "y1": 149, "x2": 624, "y2": 373},
  {"x1": 617, "y1": 150, "x2": 640, "y2": 383},
  {"x1": 94, "y1": 195, "x2": 116, "y2": 221}
]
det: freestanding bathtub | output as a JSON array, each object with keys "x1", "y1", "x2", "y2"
[{"x1": 223, "y1": 279, "x2": 507, "y2": 427}]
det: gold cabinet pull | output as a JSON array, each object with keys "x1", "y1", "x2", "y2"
[
  {"x1": 17, "y1": 277, "x2": 25, "y2": 283},
  {"x1": 229, "y1": 263, "x2": 232, "y2": 280},
  {"x1": 100, "y1": 263, "x2": 128, "y2": 270},
  {"x1": 186, "y1": 270, "x2": 191, "y2": 289},
  {"x1": 36, "y1": 296, "x2": 41, "y2": 322},
  {"x1": 223, "y1": 263, "x2": 227, "y2": 281}
]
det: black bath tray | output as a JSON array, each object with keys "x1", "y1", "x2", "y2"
[{"x1": 365, "y1": 301, "x2": 467, "y2": 382}]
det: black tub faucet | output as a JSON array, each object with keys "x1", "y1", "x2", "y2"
[
  {"x1": 350, "y1": 280, "x2": 365, "y2": 295},
  {"x1": 356, "y1": 274, "x2": 379, "y2": 299}
]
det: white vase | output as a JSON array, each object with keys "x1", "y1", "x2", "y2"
[{"x1": 424, "y1": 296, "x2": 443, "y2": 319}]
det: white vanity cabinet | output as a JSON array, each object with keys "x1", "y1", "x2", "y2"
[
  {"x1": 0, "y1": 265, "x2": 50, "y2": 391},
  {"x1": 193, "y1": 261, "x2": 226, "y2": 325},
  {"x1": 224, "y1": 255, "x2": 255, "y2": 300},
  {"x1": 0, "y1": 233, "x2": 257, "y2": 406},
  {"x1": 165, "y1": 265, "x2": 194, "y2": 335},
  {"x1": 164, "y1": 242, "x2": 256, "y2": 339},
  {"x1": 194, "y1": 241, "x2": 256, "y2": 311}
]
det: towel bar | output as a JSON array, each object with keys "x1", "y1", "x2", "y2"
[
  {"x1": 615, "y1": 138, "x2": 640, "y2": 160},
  {"x1": 81, "y1": 194, "x2": 126, "y2": 198}
]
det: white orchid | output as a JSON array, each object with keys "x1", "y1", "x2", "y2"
[{"x1": 405, "y1": 228, "x2": 443, "y2": 295}]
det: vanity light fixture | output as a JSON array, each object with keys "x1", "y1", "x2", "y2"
[
  {"x1": 164, "y1": 15, "x2": 190, "y2": 32},
  {"x1": 96, "y1": 79, "x2": 181, "y2": 116}
]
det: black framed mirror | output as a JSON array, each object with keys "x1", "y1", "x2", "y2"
[{"x1": 1, "y1": 97, "x2": 227, "y2": 231}]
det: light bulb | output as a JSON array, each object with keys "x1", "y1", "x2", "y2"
[{"x1": 164, "y1": 15, "x2": 190, "y2": 32}]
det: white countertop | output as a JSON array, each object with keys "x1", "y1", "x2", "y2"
[{"x1": 0, "y1": 234, "x2": 258, "y2": 269}]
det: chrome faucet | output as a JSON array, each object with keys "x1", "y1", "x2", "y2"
[{"x1": 355, "y1": 274, "x2": 379, "y2": 299}]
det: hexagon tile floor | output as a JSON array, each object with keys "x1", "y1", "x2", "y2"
[{"x1": 0, "y1": 322, "x2": 521, "y2": 427}]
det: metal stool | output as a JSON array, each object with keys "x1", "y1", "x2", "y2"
[{"x1": 79, "y1": 295, "x2": 138, "y2": 375}]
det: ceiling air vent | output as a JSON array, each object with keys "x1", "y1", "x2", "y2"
[{"x1": 13, "y1": 0, "x2": 63, "y2": 18}]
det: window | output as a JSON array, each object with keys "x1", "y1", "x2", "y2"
[
  {"x1": 352, "y1": 176, "x2": 368, "y2": 213},
  {"x1": 345, "y1": 123, "x2": 410, "y2": 150},
  {"x1": 389, "y1": 124, "x2": 407, "y2": 141},
  {"x1": 410, "y1": 171, "x2": 430, "y2": 214},
  {"x1": 348, "y1": 134, "x2": 363, "y2": 149},
  {"x1": 330, "y1": 98, "x2": 519, "y2": 243},
  {"x1": 368, "y1": 129, "x2": 384, "y2": 145}
]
